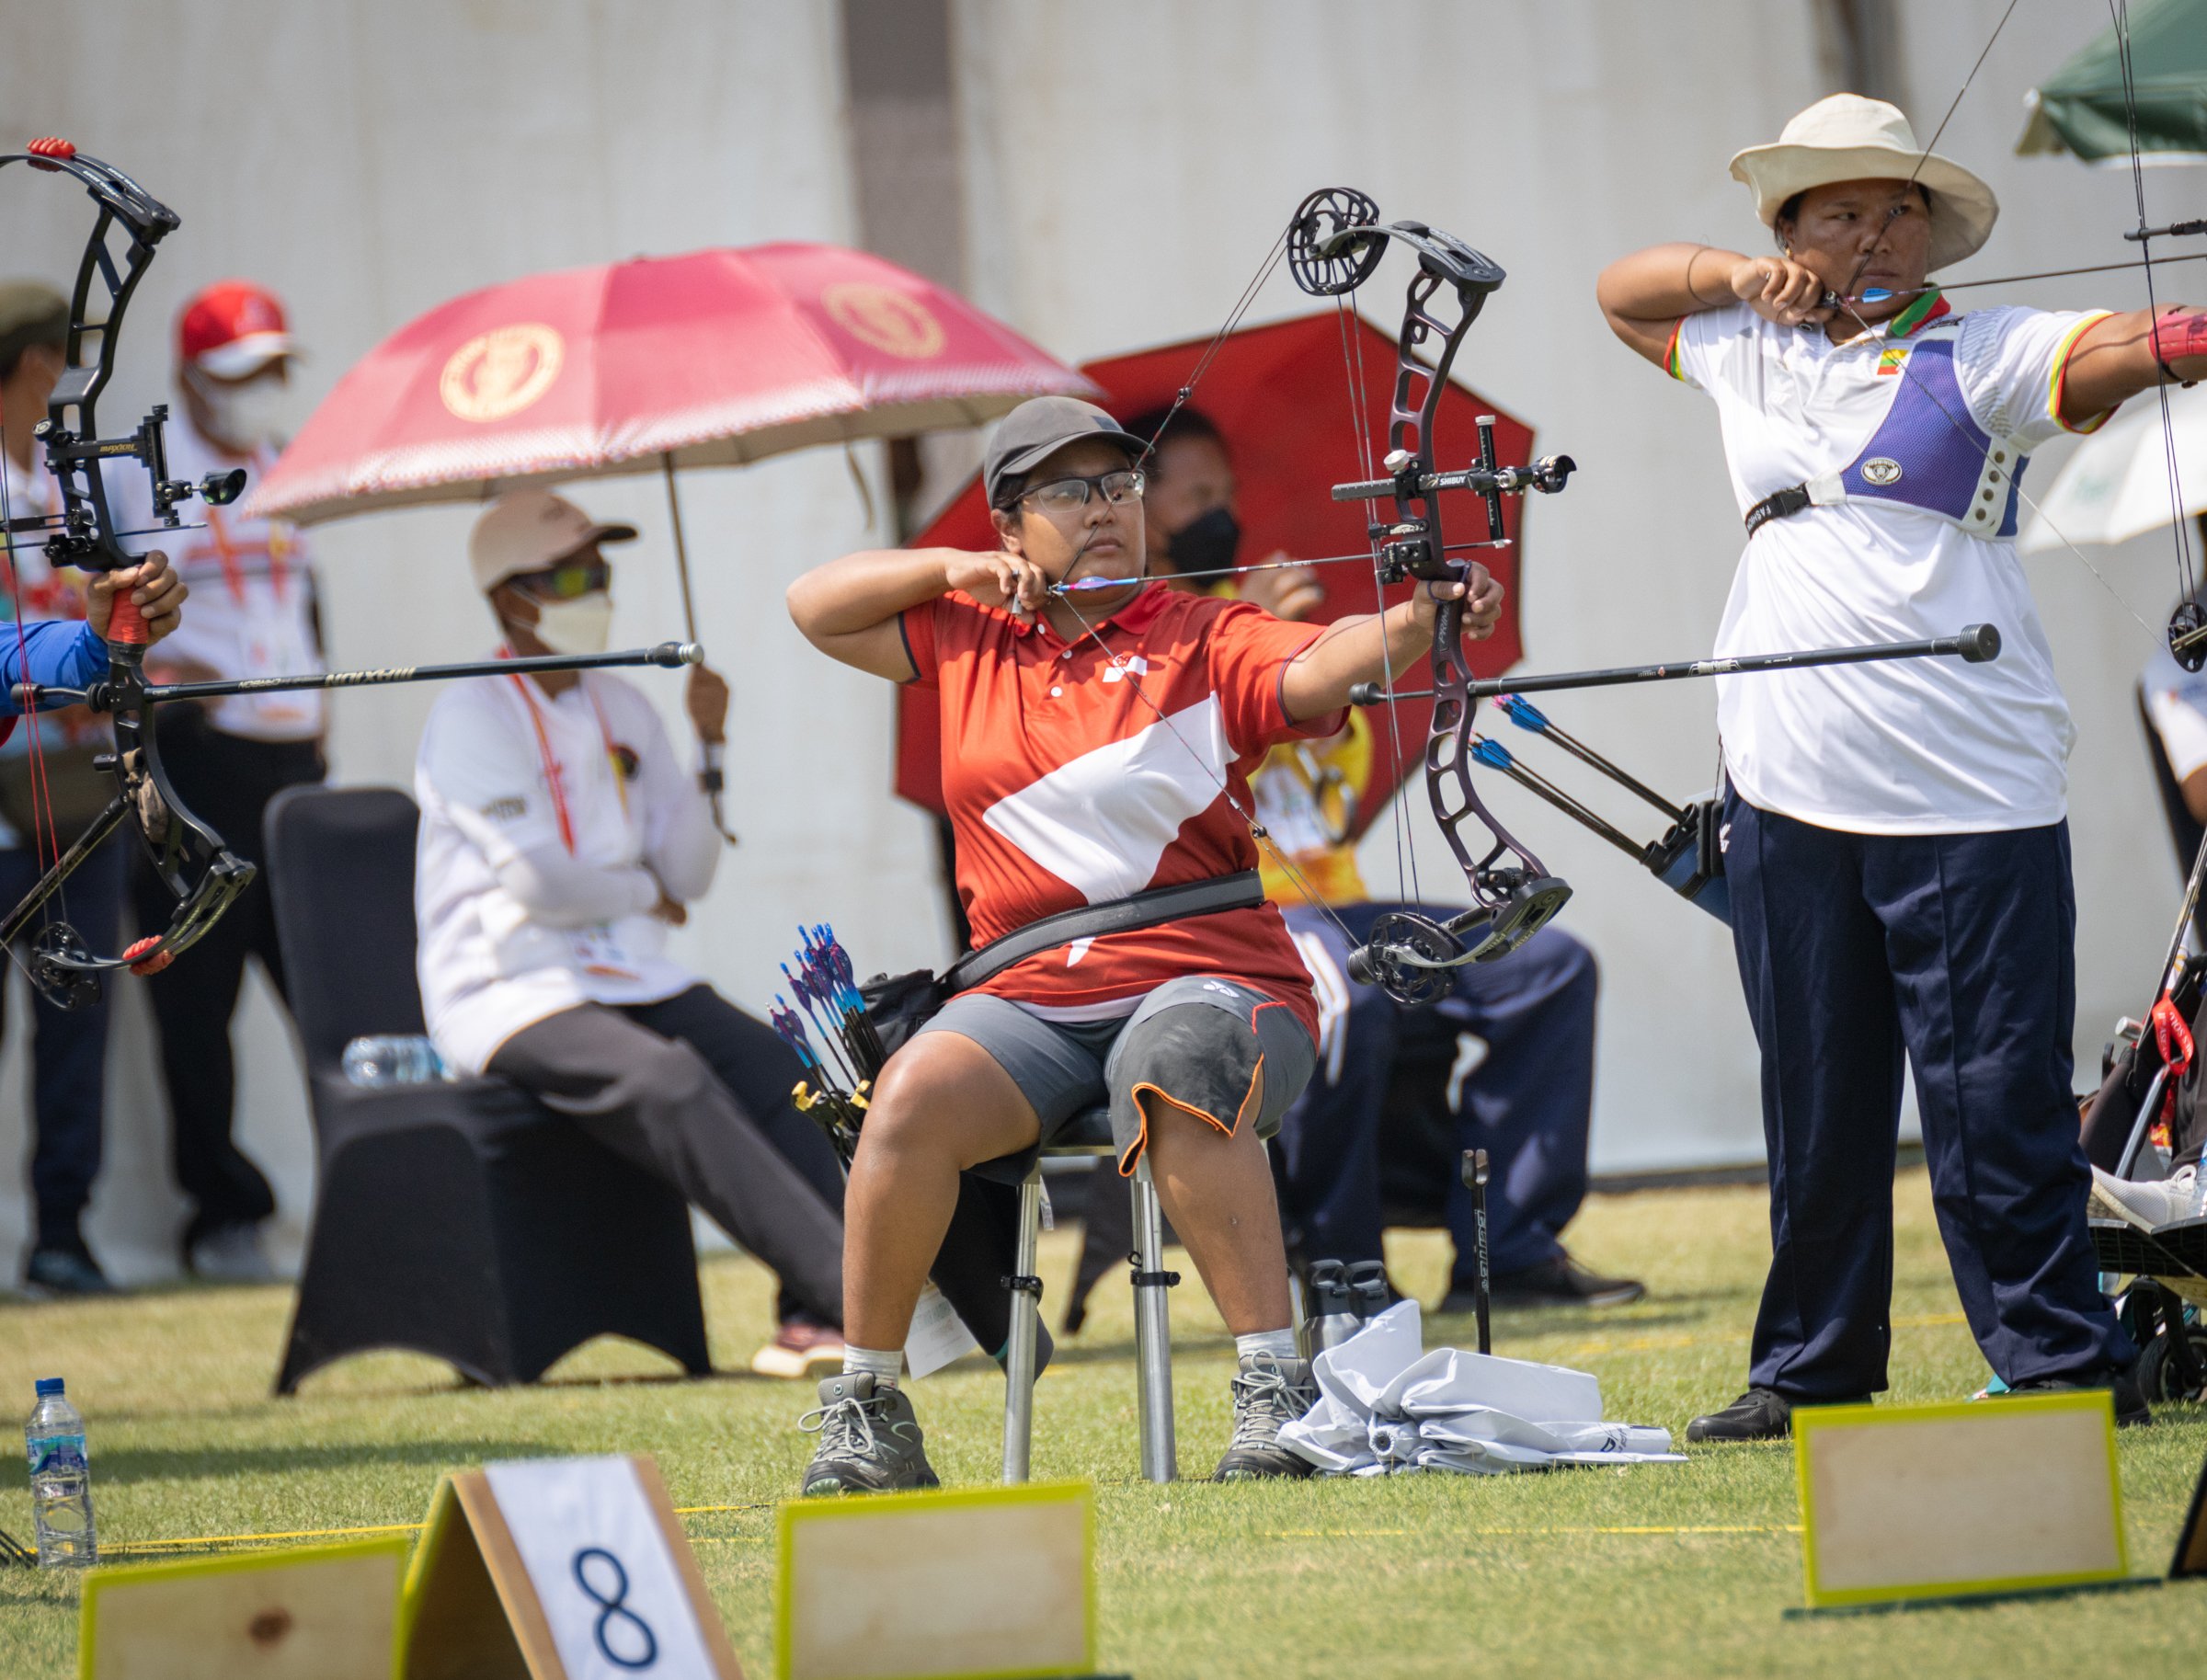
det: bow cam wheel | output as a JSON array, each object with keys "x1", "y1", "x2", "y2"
[
  {"x1": 1287, "y1": 188, "x2": 1386, "y2": 298},
  {"x1": 1346, "y1": 909, "x2": 1459, "y2": 1006}
]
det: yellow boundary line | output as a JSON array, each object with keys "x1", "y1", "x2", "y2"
[
  {"x1": 97, "y1": 1501, "x2": 778, "y2": 1558},
  {"x1": 1264, "y1": 1525, "x2": 1802, "y2": 1538}
]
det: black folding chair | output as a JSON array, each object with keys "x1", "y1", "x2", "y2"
[{"x1": 264, "y1": 785, "x2": 709, "y2": 1392}]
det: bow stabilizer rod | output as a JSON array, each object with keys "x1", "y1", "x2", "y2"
[
  {"x1": 14, "y1": 642, "x2": 704, "y2": 713},
  {"x1": 1348, "y1": 623, "x2": 2001, "y2": 706}
]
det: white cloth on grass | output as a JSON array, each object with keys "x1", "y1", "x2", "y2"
[{"x1": 1279, "y1": 1302, "x2": 1682, "y2": 1476}]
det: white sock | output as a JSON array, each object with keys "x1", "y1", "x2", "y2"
[
  {"x1": 1236, "y1": 1329, "x2": 1298, "y2": 1364},
  {"x1": 841, "y1": 1344, "x2": 903, "y2": 1389}
]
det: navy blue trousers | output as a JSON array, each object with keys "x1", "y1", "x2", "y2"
[
  {"x1": 1725, "y1": 794, "x2": 2129, "y2": 1396},
  {"x1": 1274, "y1": 905, "x2": 1596, "y2": 1286},
  {"x1": 0, "y1": 834, "x2": 126, "y2": 1253}
]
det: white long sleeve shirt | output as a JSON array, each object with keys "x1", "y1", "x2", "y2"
[{"x1": 414, "y1": 664, "x2": 719, "y2": 1073}]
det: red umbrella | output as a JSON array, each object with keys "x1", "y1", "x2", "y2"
[
  {"x1": 245, "y1": 244, "x2": 1092, "y2": 840},
  {"x1": 247, "y1": 245, "x2": 1092, "y2": 525},
  {"x1": 895, "y1": 312, "x2": 1537, "y2": 829}
]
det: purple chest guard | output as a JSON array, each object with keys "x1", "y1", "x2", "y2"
[{"x1": 1745, "y1": 323, "x2": 2028, "y2": 542}]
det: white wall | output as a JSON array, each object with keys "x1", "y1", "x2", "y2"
[
  {"x1": 0, "y1": 0, "x2": 2194, "y2": 1282},
  {"x1": 951, "y1": 0, "x2": 2200, "y2": 1171}
]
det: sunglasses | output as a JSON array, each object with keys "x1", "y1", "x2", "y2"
[{"x1": 508, "y1": 555, "x2": 612, "y2": 600}]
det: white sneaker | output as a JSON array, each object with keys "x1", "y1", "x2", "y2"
[
  {"x1": 2090, "y1": 1164, "x2": 2207, "y2": 1234},
  {"x1": 188, "y1": 1222, "x2": 277, "y2": 1284}
]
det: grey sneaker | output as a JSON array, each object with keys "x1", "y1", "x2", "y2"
[
  {"x1": 2091, "y1": 1164, "x2": 2207, "y2": 1233},
  {"x1": 1212, "y1": 1353, "x2": 1319, "y2": 1481},
  {"x1": 187, "y1": 1221, "x2": 277, "y2": 1284},
  {"x1": 798, "y1": 1374, "x2": 941, "y2": 1495}
]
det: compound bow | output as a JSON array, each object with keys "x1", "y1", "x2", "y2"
[
  {"x1": 1281, "y1": 188, "x2": 1578, "y2": 1002},
  {"x1": 0, "y1": 140, "x2": 702, "y2": 1009}
]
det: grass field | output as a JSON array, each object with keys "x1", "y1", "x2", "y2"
[{"x1": 1, "y1": 1167, "x2": 2200, "y2": 1677}]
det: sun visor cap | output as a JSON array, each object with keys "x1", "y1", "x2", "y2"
[
  {"x1": 982, "y1": 395, "x2": 1147, "y2": 506},
  {"x1": 469, "y1": 489, "x2": 638, "y2": 594}
]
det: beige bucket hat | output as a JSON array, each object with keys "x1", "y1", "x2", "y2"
[{"x1": 1729, "y1": 94, "x2": 1998, "y2": 272}]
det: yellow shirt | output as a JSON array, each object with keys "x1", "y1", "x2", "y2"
[{"x1": 1252, "y1": 709, "x2": 1372, "y2": 906}]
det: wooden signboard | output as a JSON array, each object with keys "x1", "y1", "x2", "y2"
[
  {"x1": 400, "y1": 1453, "x2": 744, "y2": 1679},
  {"x1": 1792, "y1": 1392, "x2": 2133, "y2": 1611},
  {"x1": 776, "y1": 1481, "x2": 1093, "y2": 1680},
  {"x1": 79, "y1": 1536, "x2": 406, "y2": 1680}
]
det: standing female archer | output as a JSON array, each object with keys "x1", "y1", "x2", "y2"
[
  {"x1": 784, "y1": 394, "x2": 1499, "y2": 1491},
  {"x1": 1597, "y1": 94, "x2": 2207, "y2": 1440}
]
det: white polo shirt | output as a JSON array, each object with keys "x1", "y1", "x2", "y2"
[
  {"x1": 117, "y1": 408, "x2": 326, "y2": 742},
  {"x1": 1672, "y1": 297, "x2": 2109, "y2": 834},
  {"x1": 415, "y1": 665, "x2": 719, "y2": 1074}
]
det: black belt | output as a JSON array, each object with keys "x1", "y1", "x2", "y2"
[
  {"x1": 944, "y1": 870, "x2": 1265, "y2": 995},
  {"x1": 1744, "y1": 483, "x2": 1812, "y2": 537}
]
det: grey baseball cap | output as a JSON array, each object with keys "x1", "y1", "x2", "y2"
[{"x1": 982, "y1": 395, "x2": 1146, "y2": 507}]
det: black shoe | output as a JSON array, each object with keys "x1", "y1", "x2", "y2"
[
  {"x1": 2005, "y1": 1367, "x2": 2152, "y2": 1428},
  {"x1": 1442, "y1": 1251, "x2": 1646, "y2": 1312},
  {"x1": 1685, "y1": 1386, "x2": 1872, "y2": 1443},
  {"x1": 23, "y1": 1247, "x2": 115, "y2": 1299}
]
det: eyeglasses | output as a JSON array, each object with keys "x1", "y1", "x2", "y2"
[
  {"x1": 509, "y1": 555, "x2": 611, "y2": 600},
  {"x1": 1018, "y1": 469, "x2": 1146, "y2": 515}
]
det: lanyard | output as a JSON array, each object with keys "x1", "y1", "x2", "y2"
[
  {"x1": 502, "y1": 655, "x2": 627, "y2": 854},
  {"x1": 200, "y1": 496, "x2": 292, "y2": 607}
]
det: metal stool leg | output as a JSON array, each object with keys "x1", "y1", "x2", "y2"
[
  {"x1": 1001, "y1": 1165, "x2": 1044, "y2": 1484},
  {"x1": 1130, "y1": 1157, "x2": 1178, "y2": 1483}
]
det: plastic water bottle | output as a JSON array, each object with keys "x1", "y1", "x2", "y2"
[
  {"x1": 24, "y1": 1378, "x2": 95, "y2": 1569},
  {"x1": 342, "y1": 1034, "x2": 445, "y2": 1087}
]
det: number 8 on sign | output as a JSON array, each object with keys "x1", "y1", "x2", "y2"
[{"x1": 572, "y1": 1546, "x2": 658, "y2": 1670}]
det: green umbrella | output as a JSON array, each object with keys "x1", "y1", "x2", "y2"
[{"x1": 2018, "y1": 0, "x2": 2207, "y2": 162}]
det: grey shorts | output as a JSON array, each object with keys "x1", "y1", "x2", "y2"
[{"x1": 913, "y1": 975, "x2": 1318, "y2": 1182}]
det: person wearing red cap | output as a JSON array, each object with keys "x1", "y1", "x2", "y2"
[{"x1": 115, "y1": 279, "x2": 325, "y2": 1284}]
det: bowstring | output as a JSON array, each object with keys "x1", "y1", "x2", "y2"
[
  {"x1": 1050, "y1": 579, "x2": 1370, "y2": 959},
  {"x1": 0, "y1": 425, "x2": 63, "y2": 993},
  {"x1": 1004, "y1": 211, "x2": 1380, "y2": 959},
  {"x1": 2112, "y1": 0, "x2": 2200, "y2": 609},
  {"x1": 1332, "y1": 288, "x2": 1425, "y2": 911},
  {"x1": 1813, "y1": 0, "x2": 2161, "y2": 640}
]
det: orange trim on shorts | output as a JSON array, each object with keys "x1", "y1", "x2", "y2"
[{"x1": 1116, "y1": 1051, "x2": 1268, "y2": 1177}]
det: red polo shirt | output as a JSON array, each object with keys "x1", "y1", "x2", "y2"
[{"x1": 902, "y1": 582, "x2": 1339, "y2": 1041}]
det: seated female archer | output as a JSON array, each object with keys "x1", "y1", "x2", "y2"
[{"x1": 784, "y1": 394, "x2": 1502, "y2": 1491}]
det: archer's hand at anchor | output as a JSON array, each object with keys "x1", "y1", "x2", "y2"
[{"x1": 83, "y1": 550, "x2": 186, "y2": 646}]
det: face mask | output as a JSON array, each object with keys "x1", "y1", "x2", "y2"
[
  {"x1": 1167, "y1": 506, "x2": 1241, "y2": 577},
  {"x1": 528, "y1": 590, "x2": 613, "y2": 656},
  {"x1": 186, "y1": 365, "x2": 289, "y2": 451}
]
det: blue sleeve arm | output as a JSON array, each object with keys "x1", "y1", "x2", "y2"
[{"x1": 0, "y1": 622, "x2": 109, "y2": 716}]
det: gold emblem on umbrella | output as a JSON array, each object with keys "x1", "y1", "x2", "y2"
[
  {"x1": 440, "y1": 324, "x2": 566, "y2": 422},
  {"x1": 822, "y1": 284, "x2": 945, "y2": 360}
]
